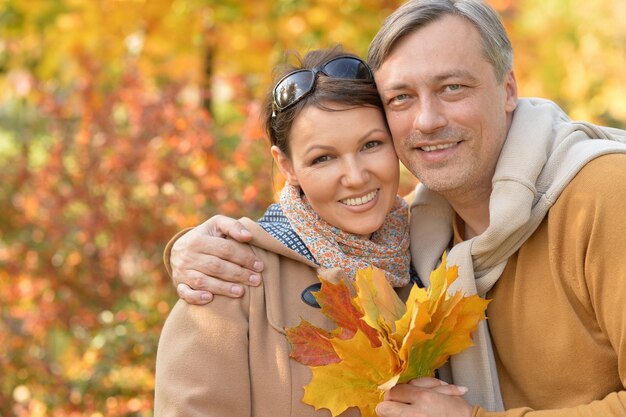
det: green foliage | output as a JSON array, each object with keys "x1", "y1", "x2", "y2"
[{"x1": 0, "y1": 0, "x2": 624, "y2": 415}]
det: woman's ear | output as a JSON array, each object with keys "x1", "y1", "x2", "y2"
[{"x1": 271, "y1": 146, "x2": 299, "y2": 186}]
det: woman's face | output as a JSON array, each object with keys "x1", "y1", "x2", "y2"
[{"x1": 273, "y1": 104, "x2": 400, "y2": 237}]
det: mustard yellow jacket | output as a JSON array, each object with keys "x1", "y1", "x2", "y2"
[{"x1": 154, "y1": 217, "x2": 363, "y2": 417}]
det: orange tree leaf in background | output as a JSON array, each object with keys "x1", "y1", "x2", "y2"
[{"x1": 286, "y1": 258, "x2": 490, "y2": 417}]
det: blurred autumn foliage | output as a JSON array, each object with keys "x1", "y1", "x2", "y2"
[{"x1": 0, "y1": 0, "x2": 624, "y2": 416}]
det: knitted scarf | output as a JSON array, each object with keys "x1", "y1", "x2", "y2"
[
  {"x1": 280, "y1": 184, "x2": 411, "y2": 287},
  {"x1": 409, "y1": 98, "x2": 626, "y2": 411}
]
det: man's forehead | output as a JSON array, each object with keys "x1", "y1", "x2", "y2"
[
  {"x1": 375, "y1": 20, "x2": 489, "y2": 85},
  {"x1": 377, "y1": 15, "x2": 483, "y2": 67}
]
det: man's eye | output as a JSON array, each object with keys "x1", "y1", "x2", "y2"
[
  {"x1": 390, "y1": 94, "x2": 410, "y2": 104},
  {"x1": 447, "y1": 84, "x2": 462, "y2": 91}
]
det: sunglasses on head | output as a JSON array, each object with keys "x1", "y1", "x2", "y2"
[{"x1": 272, "y1": 56, "x2": 374, "y2": 115}]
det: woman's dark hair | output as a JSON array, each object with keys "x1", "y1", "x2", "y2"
[{"x1": 262, "y1": 47, "x2": 385, "y2": 156}]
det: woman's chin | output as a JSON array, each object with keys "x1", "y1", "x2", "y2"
[{"x1": 337, "y1": 222, "x2": 384, "y2": 239}]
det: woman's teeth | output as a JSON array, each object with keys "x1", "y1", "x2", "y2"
[{"x1": 341, "y1": 190, "x2": 377, "y2": 206}]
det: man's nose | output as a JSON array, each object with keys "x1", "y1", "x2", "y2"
[{"x1": 413, "y1": 98, "x2": 447, "y2": 134}]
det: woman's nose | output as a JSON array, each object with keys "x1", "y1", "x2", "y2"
[{"x1": 340, "y1": 158, "x2": 370, "y2": 187}]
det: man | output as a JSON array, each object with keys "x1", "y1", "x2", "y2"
[{"x1": 165, "y1": 0, "x2": 626, "y2": 416}]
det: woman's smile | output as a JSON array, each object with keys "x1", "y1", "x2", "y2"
[{"x1": 340, "y1": 189, "x2": 378, "y2": 207}]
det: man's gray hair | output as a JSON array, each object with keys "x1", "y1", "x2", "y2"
[{"x1": 368, "y1": 0, "x2": 513, "y2": 82}]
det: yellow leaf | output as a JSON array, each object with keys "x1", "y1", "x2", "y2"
[
  {"x1": 303, "y1": 329, "x2": 400, "y2": 417},
  {"x1": 288, "y1": 257, "x2": 490, "y2": 416},
  {"x1": 393, "y1": 284, "x2": 428, "y2": 346},
  {"x1": 355, "y1": 267, "x2": 405, "y2": 341}
]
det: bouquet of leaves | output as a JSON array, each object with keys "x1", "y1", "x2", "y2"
[{"x1": 286, "y1": 255, "x2": 490, "y2": 417}]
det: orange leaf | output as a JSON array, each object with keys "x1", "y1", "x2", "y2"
[
  {"x1": 286, "y1": 319, "x2": 339, "y2": 366},
  {"x1": 313, "y1": 278, "x2": 380, "y2": 347}
]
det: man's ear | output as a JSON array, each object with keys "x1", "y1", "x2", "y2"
[
  {"x1": 271, "y1": 146, "x2": 299, "y2": 186},
  {"x1": 504, "y1": 69, "x2": 518, "y2": 112}
]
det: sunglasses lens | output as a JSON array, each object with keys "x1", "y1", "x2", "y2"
[
  {"x1": 272, "y1": 57, "x2": 373, "y2": 114},
  {"x1": 273, "y1": 71, "x2": 315, "y2": 111},
  {"x1": 323, "y1": 57, "x2": 372, "y2": 80}
]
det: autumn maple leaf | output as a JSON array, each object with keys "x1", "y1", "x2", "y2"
[{"x1": 286, "y1": 255, "x2": 490, "y2": 417}]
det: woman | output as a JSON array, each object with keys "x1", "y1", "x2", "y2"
[{"x1": 154, "y1": 48, "x2": 417, "y2": 416}]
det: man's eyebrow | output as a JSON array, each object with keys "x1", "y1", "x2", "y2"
[
  {"x1": 379, "y1": 82, "x2": 410, "y2": 93},
  {"x1": 380, "y1": 70, "x2": 481, "y2": 93},
  {"x1": 434, "y1": 70, "x2": 480, "y2": 82}
]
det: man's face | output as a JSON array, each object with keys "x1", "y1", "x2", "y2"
[{"x1": 375, "y1": 15, "x2": 517, "y2": 201}]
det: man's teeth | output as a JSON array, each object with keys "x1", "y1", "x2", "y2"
[
  {"x1": 342, "y1": 190, "x2": 377, "y2": 206},
  {"x1": 421, "y1": 143, "x2": 456, "y2": 152}
]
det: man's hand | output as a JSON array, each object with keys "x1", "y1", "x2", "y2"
[
  {"x1": 376, "y1": 377, "x2": 473, "y2": 417},
  {"x1": 171, "y1": 215, "x2": 265, "y2": 305}
]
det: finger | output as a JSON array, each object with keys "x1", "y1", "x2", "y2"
[
  {"x1": 378, "y1": 391, "x2": 472, "y2": 417},
  {"x1": 171, "y1": 236, "x2": 262, "y2": 286},
  {"x1": 384, "y1": 383, "x2": 420, "y2": 403},
  {"x1": 429, "y1": 384, "x2": 468, "y2": 396},
  {"x1": 408, "y1": 377, "x2": 449, "y2": 388},
  {"x1": 189, "y1": 233, "x2": 264, "y2": 275},
  {"x1": 180, "y1": 269, "x2": 247, "y2": 298},
  {"x1": 177, "y1": 283, "x2": 214, "y2": 305},
  {"x1": 375, "y1": 400, "x2": 412, "y2": 417},
  {"x1": 385, "y1": 383, "x2": 469, "y2": 405},
  {"x1": 207, "y1": 215, "x2": 254, "y2": 243},
  {"x1": 407, "y1": 377, "x2": 467, "y2": 396},
  {"x1": 190, "y1": 247, "x2": 262, "y2": 286}
]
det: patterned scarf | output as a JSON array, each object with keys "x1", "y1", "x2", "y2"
[{"x1": 280, "y1": 184, "x2": 411, "y2": 287}]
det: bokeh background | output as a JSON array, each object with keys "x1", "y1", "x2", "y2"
[{"x1": 0, "y1": 0, "x2": 624, "y2": 416}]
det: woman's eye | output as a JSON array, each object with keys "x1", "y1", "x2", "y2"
[
  {"x1": 363, "y1": 140, "x2": 381, "y2": 150},
  {"x1": 311, "y1": 155, "x2": 331, "y2": 165}
]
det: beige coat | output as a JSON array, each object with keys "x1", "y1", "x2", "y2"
[{"x1": 154, "y1": 217, "x2": 363, "y2": 417}]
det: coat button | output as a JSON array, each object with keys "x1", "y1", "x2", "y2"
[{"x1": 300, "y1": 283, "x2": 322, "y2": 308}]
